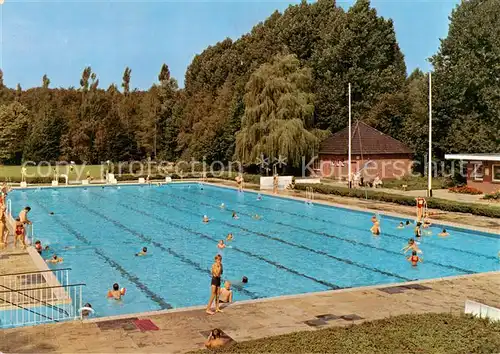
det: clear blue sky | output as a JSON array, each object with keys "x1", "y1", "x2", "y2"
[{"x1": 0, "y1": 0, "x2": 459, "y2": 90}]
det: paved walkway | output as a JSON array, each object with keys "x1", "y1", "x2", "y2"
[{"x1": 1, "y1": 271, "x2": 499, "y2": 353}]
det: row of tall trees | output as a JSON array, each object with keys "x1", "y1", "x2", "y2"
[{"x1": 0, "y1": 0, "x2": 498, "y2": 168}]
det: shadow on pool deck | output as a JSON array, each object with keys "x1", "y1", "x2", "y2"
[{"x1": 1, "y1": 271, "x2": 499, "y2": 353}]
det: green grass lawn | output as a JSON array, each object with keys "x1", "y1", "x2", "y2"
[
  {"x1": 193, "y1": 313, "x2": 500, "y2": 354},
  {"x1": 0, "y1": 165, "x2": 105, "y2": 181}
]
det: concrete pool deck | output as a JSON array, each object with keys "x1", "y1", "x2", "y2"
[
  {"x1": 1, "y1": 181, "x2": 499, "y2": 353},
  {"x1": 1, "y1": 271, "x2": 499, "y2": 353}
]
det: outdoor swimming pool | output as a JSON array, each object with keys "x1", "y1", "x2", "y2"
[{"x1": 7, "y1": 183, "x2": 500, "y2": 319}]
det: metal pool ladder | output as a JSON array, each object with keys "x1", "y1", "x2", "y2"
[{"x1": 305, "y1": 187, "x2": 314, "y2": 204}]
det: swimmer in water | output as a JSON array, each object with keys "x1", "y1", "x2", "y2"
[
  {"x1": 405, "y1": 220, "x2": 411, "y2": 226},
  {"x1": 108, "y1": 283, "x2": 123, "y2": 300},
  {"x1": 203, "y1": 215, "x2": 210, "y2": 223},
  {"x1": 414, "y1": 222, "x2": 422, "y2": 238},
  {"x1": 220, "y1": 203, "x2": 225, "y2": 209},
  {"x1": 226, "y1": 233, "x2": 233, "y2": 241},
  {"x1": 217, "y1": 240, "x2": 226, "y2": 249},
  {"x1": 438, "y1": 228, "x2": 449, "y2": 237},
  {"x1": 257, "y1": 194, "x2": 262, "y2": 201},
  {"x1": 402, "y1": 238, "x2": 422, "y2": 254},
  {"x1": 407, "y1": 251, "x2": 423, "y2": 267},
  {"x1": 370, "y1": 216, "x2": 381, "y2": 235},
  {"x1": 397, "y1": 222, "x2": 404, "y2": 229},
  {"x1": 232, "y1": 212, "x2": 239, "y2": 220},
  {"x1": 81, "y1": 303, "x2": 93, "y2": 318},
  {"x1": 252, "y1": 214, "x2": 261, "y2": 220},
  {"x1": 135, "y1": 247, "x2": 148, "y2": 256},
  {"x1": 423, "y1": 219, "x2": 432, "y2": 228},
  {"x1": 46, "y1": 255, "x2": 63, "y2": 264}
]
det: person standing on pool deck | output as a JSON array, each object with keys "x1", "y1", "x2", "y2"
[
  {"x1": 235, "y1": 174, "x2": 243, "y2": 192},
  {"x1": 273, "y1": 174, "x2": 279, "y2": 194},
  {"x1": 206, "y1": 254, "x2": 223, "y2": 315}
]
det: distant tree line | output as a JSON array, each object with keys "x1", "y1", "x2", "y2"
[{"x1": 0, "y1": 0, "x2": 498, "y2": 171}]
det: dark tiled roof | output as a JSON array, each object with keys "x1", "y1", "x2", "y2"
[{"x1": 319, "y1": 121, "x2": 413, "y2": 155}]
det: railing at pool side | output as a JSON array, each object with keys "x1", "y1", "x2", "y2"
[{"x1": 0, "y1": 269, "x2": 85, "y2": 328}]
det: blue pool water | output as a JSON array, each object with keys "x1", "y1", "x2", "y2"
[{"x1": 7, "y1": 183, "x2": 500, "y2": 319}]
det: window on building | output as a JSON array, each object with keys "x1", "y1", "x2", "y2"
[
  {"x1": 472, "y1": 162, "x2": 483, "y2": 181},
  {"x1": 493, "y1": 164, "x2": 500, "y2": 182}
]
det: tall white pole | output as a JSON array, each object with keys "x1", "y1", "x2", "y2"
[
  {"x1": 348, "y1": 83, "x2": 352, "y2": 189},
  {"x1": 428, "y1": 72, "x2": 432, "y2": 198}
]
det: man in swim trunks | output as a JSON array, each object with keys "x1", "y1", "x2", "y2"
[
  {"x1": 19, "y1": 206, "x2": 32, "y2": 226},
  {"x1": 206, "y1": 255, "x2": 223, "y2": 315}
]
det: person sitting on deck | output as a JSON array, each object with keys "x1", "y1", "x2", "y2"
[{"x1": 205, "y1": 328, "x2": 231, "y2": 349}]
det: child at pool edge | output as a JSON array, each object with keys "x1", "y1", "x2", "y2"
[
  {"x1": 14, "y1": 218, "x2": 27, "y2": 249},
  {"x1": 136, "y1": 247, "x2": 148, "y2": 256},
  {"x1": 219, "y1": 281, "x2": 233, "y2": 304},
  {"x1": 407, "y1": 251, "x2": 423, "y2": 267}
]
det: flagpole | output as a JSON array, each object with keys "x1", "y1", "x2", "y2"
[
  {"x1": 428, "y1": 72, "x2": 432, "y2": 198},
  {"x1": 348, "y1": 83, "x2": 352, "y2": 189}
]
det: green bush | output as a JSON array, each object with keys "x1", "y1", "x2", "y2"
[
  {"x1": 483, "y1": 191, "x2": 500, "y2": 200},
  {"x1": 295, "y1": 183, "x2": 500, "y2": 218},
  {"x1": 383, "y1": 176, "x2": 454, "y2": 191}
]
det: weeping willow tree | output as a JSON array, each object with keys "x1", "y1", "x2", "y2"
[{"x1": 235, "y1": 54, "x2": 328, "y2": 168}]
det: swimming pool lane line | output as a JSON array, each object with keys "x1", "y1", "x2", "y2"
[
  {"x1": 65, "y1": 195, "x2": 260, "y2": 300},
  {"x1": 178, "y1": 187, "x2": 497, "y2": 263},
  {"x1": 154, "y1": 188, "x2": 478, "y2": 275},
  {"x1": 89, "y1": 191, "x2": 340, "y2": 290},
  {"x1": 30, "y1": 198, "x2": 173, "y2": 310},
  {"x1": 126, "y1": 190, "x2": 414, "y2": 282}
]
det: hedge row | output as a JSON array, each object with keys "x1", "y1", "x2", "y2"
[{"x1": 295, "y1": 183, "x2": 500, "y2": 218}]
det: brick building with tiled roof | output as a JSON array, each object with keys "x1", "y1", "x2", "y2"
[{"x1": 317, "y1": 121, "x2": 413, "y2": 180}]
